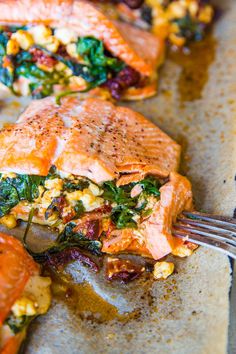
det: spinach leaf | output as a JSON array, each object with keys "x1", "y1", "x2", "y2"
[
  {"x1": 172, "y1": 13, "x2": 205, "y2": 42},
  {"x1": 102, "y1": 181, "x2": 137, "y2": 229},
  {"x1": 5, "y1": 314, "x2": 34, "y2": 334},
  {"x1": 74, "y1": 200, "x2": 85, "y2": 218},
  {"x1": 14, "y1": 50, "x2": 33, "y2": 64},
  {"x1": 0, "y1": 174, "x2": 45, "y2": 217},
  {"x1": 111, "y1": 205, "x2": 137, "y2": 229},
  {"x1": 138, "y1": 176, "x2": 161, "y2": 197},
  {"x1": 102, "y1": 177, "x2": 161, "y2": 229},
  {"x1": 0, "y1": 67, "x2": 14, "y2": 87},
  {"x1": 77, "y1": 37, "x2": 124, "y2": 72},
  {"x1": 57, "y1": 222, "x2": 102, "y2": 255},
  {"x1": 63, "y1": 179, "x2": 89, "y2": 192}
]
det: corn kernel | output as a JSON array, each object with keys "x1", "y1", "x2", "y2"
[
  {"x1": 12, "y1": 30, "x2": 34, "y2": 50},
  {"x1": 69, "y1": 76, "x2": 87, "y2": 88},
  {"x1": 6, "y1": 39, "x2": 20, "y2": 56},
  {"x1": 198, "y1": 5, "x2": 214, "y2": 24},
  {"x1": 0, "y1": 214, "x2": 17, "y2": 229},
  {"x1": 153, "y1": 261, "x2": 174, "y2": 280}
]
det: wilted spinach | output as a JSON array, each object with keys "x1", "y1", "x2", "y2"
[
  {"x1": 0, "y1": 174, "x2": 45, "y2": 217},
  {"x1": 5, "y1": 314, "x2": 34, "y2": 334},
  {"x1": 63, "y1": 179, "x2": 89, "y2": 192},
  {"x1": 102, "y1": 177, "x2": 161, "y2": 229}
]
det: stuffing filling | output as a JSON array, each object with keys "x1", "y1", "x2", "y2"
[
  {"x1": 0, "y1": 168, "x2": 162, "y2": 235},
  {"x1": 0, "y1": 25, "x2": 142, "y2": 99}
]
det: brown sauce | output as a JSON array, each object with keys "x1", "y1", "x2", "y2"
[
  {"x1": 45, "y1": 267, "x2": 142, "y2": 324},
  {"x1": 169, "y1": 34, "x2": 217, "y2": 102}
]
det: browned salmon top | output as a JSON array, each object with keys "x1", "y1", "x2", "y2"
[
  {"x1": 0, "y1": 97, "x2": 180, "y2": 183},
  {"x1": 0, "y1": 0, "x2": 164, "y2": 76}
]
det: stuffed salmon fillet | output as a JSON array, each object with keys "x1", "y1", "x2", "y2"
[
  {"x1": 0, "y1": 0, "x2": 164, "y2": 100},
  {"x1": 95, "y1": 0, "x2": 214, "y2": 48},
  {"x1": 0, "y1": 232, "x2": 51, "y2": 354},
  {"x1": 0, "y1": 96, "x2": 196, "y2": 264}
]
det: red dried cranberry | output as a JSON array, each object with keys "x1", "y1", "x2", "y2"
[
  {"x1": 46, "y1": 247, "x2": 99, "y2": 272},
  {"x1": 122, "y1": 0, "x2": 144, "y2": 9}
]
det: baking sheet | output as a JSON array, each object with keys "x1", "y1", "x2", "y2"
[{"x1": 0, "y1": 0, "x2": 236, "y2": 353}]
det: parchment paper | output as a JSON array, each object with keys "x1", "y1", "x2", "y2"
[{"x1": 0, "y1": 0, "x2": 235, "y2": 353}]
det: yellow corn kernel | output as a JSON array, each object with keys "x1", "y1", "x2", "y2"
[
  {"x1": 188, "y1": 1, "x2": 198, "y2": 18},
  {"x1": 69, "y1": 76, "x2": 87, "y2": 88},
  {"x1": 0, "y1": 214, "x2": 17, "y2": 229},
  {"x1": 167, "y1": 2, "x2": 186, "y2": 19},
  {"x1": 36, "y1": 63, "x2": 54, "y2": 73},
  {"x1": 6, "y1": 39, "x2": 20, "y2": 56},
  {"x1": 169, "y1": 32, "x2": 186, "y2": 47},
  {"x1": 153, "y1": 261, "x2": 174, "y2": 280},
  {"x1": 198, "y1": 5, "x2": 214, "y2": 24},
  {"x1": 55, "y1": 62, "x2": 67, "y2": 71},
  {"x1": 12, "y1": 30, "x2": 34, "y2": 50}
]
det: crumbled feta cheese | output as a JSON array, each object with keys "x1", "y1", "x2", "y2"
[
  {"x1": 45, "y1": 178, "x2": 63, "y2": 191},
  {"x1": 54, "y1": 27, "x2": 77, "y2": 45},
  {"x1": 29, "y1": 25, "x2": 52, "y2": 45},
  {"x1": 172, "y1": 244, "x2": 194, "y2": 257},
  {"x1": 0, "y1": 214, "x2": 17, "y2": 229},
  {"x1": 11, "y1": 296, "x2": 37, "y2": 317}
]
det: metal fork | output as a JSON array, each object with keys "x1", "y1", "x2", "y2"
[{"x1": 173, "y1": 211, "x2": 236, "y2": 259}]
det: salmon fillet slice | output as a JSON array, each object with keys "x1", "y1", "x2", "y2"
[
  {"x1": 102, "y1": 172, "x2": 193, "y2": 259},
  {"x1": 0, "y1": 96, "x2": 180, "y2": 183},
  {"x1": 0, "y1": 232, "x2": 39, "y2": 326},
  {"x1": 0, "y1": 0, "x2": 164, "y2": 77}
]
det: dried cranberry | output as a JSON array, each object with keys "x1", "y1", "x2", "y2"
[
  {"x1": 46, "y1": 247, "x2": 99, "y2": 272},
  {"x1": 122, "y1": 0, "x2": 144, "y2": 9},
  {"x1": 104, "y1": 66, "x2": 141, "y2": 99},
  {"x1": 116, "y1": 66, "x2": 140, "y2": 87}
]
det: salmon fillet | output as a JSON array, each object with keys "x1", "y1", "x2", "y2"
[
  {"x1": 0, "y1": 233, "x2": 39, "y2": 326},
  {"x1": 0, "y1": 96, "x2": 180, "y2": 182},
  {"x1": 0, "y1": 0, "x2": 164, "y2": 77}
]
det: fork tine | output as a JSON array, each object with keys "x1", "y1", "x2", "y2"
[
  {"x1": 183, "y1": 211, "x2": 236, "y2": 227},
  {"x1": 177, "y1": 217, "x2": 236, "y2": 238},
  {"x1": 174, "y1": 223, "x2": 236, "y2": 246},
  {"x1": 173, "y1": 229, "x2": 236, "y2": 259}
]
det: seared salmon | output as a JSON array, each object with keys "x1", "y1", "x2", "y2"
[
  {"x1": 0, "y1": 0, "x2": 164, "y2": 82},
  {"x1": 0, "y1": 96, "x2": 180, "y2": 182},
  {"x1": 0, "y1": 232, "x2": 51, "y2": 354},
  {"x1": 0, "y1": 97, "x2": 195, "y2": 260}
]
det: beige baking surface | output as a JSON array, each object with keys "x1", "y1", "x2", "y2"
[{"x1": 0, "y1": 1, "x2": 235, "y2": 353}]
